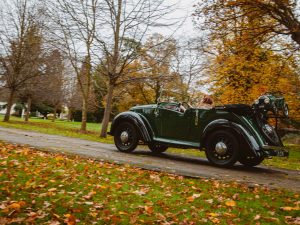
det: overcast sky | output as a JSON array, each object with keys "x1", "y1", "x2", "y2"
[{"x1": 150, "y1": 0, "x2": 198, "y2": 38}]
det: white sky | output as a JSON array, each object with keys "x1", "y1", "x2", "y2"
[
  {"x1": 170, "y1": 0, "x2": 198, "y2": 37},
  {"x1": 150, "y1": 0, "x2": 198, "y2": 38}
]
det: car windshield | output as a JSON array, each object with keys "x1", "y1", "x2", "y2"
[{"x1": 159, "y1": 102, "x2": 178, "y2": 111}]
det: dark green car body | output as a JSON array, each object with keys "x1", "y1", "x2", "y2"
[{"x1": 109, "y1": 94, "x2": 289, "y2": 167}]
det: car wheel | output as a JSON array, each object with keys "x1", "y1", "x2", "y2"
[
  {"x1": 148, "y1": 143, "x2": 168, "y2": 153},
  {"x1": 205, "y1": 130, "x2": 239, "y2": 167},
  {"x1": 114, "y1": 122, "x2": 138, "y2": 153},
  {"x1": 239, "y1": 155, "x2": 264, "y2": 167}
]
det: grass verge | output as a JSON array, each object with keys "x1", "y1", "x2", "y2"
[
  {"x1": 0, "y1": 115, "x2": 113, "y2": 144},
  {"x1": 0, "y1": 142, "x2": 299, "y2": 224},
  {"x1": 0, "y1": 115, "x2": 299, "y2": 170}
]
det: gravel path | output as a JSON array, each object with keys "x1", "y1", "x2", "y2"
[{"x1": 0, "y1": 126, "x2": 299, "y2": 192}]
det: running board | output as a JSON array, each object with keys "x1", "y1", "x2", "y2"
[{"x1": 153, "y1": 137, "x2": 200, "y2": 148}]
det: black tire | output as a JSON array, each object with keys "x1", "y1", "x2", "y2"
[
  {"x1": 205, "y1": 130, "x2": 239, "y2": 167},
  {"x1": 148, "y1": 143, "x2": 168, "y2": 153},
  {"x1": 114, "y1": 122, "x2": 138, "y2": 153},
  {"x1": 239, "y1": 155, "x2": 264, "y2": 167}
]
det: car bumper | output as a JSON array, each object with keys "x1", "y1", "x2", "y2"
[{"x1": 261, "y1": 145, "x2": 289, "y2": 157}]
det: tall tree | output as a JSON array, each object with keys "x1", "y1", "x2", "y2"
[
  {"x1": 195, "y1": 3, "x2": 300, "y2": 119},
  {"x1": 97, "y1": 0, "x2": 176, "y2": 137},
  {"x1": 140, "y1": 34, "x2": 178, "y2": 102},
  {"x1": 194, "y1": 0, "x2": 300, "y2": 47},
  {"x1": 41, "y1": 50, "x2": 65, "y2": 122},
  {"x1": 0, "y1": 0, "x2": 43, "y2": 122},
  {"x1": 46, "y1": 0, "x2": 99, "y2": 131}
]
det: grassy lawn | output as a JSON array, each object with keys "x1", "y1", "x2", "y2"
[
  {"x1": 0, "y1": 142, "x2": 299, "y2": 224},
  {"x1": 0, "y1": 115, "x2": 113, "y2": 144},
  {"x1": 0, "y1": 115, "x2": 299, "y2": 170}
]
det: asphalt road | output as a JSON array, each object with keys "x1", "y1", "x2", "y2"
[{"x1": 0, "y1": 126, "x2": 299, "y2": 192}]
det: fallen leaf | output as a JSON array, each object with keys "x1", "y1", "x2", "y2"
[
  {"x1": 225, "y1": 200, "x2": 236, "y2": 207},
  {"x1": 187, "y1": 196, "x2": 195, "y2": 202},
  {"x1": 285, "y1": 216, "x2": 300, "y2": 225},
  {"x1": 64, "y1": 214, "x2": 76, "y2": 225},
  {"x1": 187, "y1": 194, "x2": 201, "y2": 202},
  {"x1": 8, "y1": 202, "x2": 25, "y2": 211},
  {"x1": 207, "y1": 212, "x2": 219, "y2": 217},
  {"x1": 232, "y1": 193, "x2": 240, "y2": 200},
  {"x1": 145, "y1": 206, "x2": 153, "y2": 214},
  {"x1": 48, "y1": 220, "x2": 60, "y2": 225},
  {"x1": 192, "y1": 194, "x2": 201, "y2": 198},
  {"x1": 48, "y1": 188, "x2": 57, "y2": 192},
  {"x1": 254, "y1": 214, "x2": 261, "y2": 220},
  {"x1": 280, "y1": 206, "x2": 300, "y2": 211},
  {"x1": 84, "y1": 202, "x2": 94, "y2": 205},
  {"x1": 133, "y1": 189, "x2": 148, "y2": 196},
  {"x1": 150, "y1": 174, "x2": 161, "y2": 182},
  {"x1": 205, "y1": 199, "x2": 214, "y2": 204}
]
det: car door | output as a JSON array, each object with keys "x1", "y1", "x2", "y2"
[{"x1": 156, "y1": 107, "x2": 191, "y2": 140}]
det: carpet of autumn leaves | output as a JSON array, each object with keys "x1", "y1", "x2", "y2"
[{"x1": 0, "y1": 142, "x2": 299, "y2": 224}]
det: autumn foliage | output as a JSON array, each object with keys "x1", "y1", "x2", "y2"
[
  {"x1": 194, "y1": 1, "x2": 300, "y2": 122},
  {"x1": 0, "y1": 142, "x2": 300, "y2": 224}
]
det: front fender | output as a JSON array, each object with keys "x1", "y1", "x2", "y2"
[
  {"x1": 109, "y1": 111, "x2": 153, "y2": 142},
  {"x1": 201, "y1": 119, "x2": 261, "y2": 156}
]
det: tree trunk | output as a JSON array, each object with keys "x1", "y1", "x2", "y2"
[
  {"x1": 100, "y1": 84, "x2": 114, "y2": 138},
  {"x1": 52, "y1": 105, "x2": 57, "y2": 122},
  {"x1": 291, "y1": 31, "x2": 300, "y2": 46},
  {"x1": 67, "y1": 107, "x2": 73, "y2": 121},
  {"x1": 3, "y1": 90, "x2": 15, "y2": 122},
  {"x1": 81, "y1": 97, "x2": 87, "y2": 131},
  {"x1": 24, "y1": 96, "x2": 32, "y2": 122}
]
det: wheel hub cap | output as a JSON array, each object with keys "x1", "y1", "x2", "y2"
[
  {"x1": 215, "y1": 142, "x2": 227, "y2": 155},
  {"x1": 120, "y1": 131, "x2": 129, "y2": 143}
]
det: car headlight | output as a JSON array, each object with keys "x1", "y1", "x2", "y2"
[{"x1": 264, "y1": 97, "x2": 270, "y2": 104}]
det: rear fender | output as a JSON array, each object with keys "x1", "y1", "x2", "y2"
[
  {"x1": 201, "y1": 119, "x2": 261, "y2": 157},
  {"x1": 109, "y1": 111, "x2": 153, "y2": 142}
]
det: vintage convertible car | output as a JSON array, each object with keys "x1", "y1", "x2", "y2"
[{"x1": 108, "y1": 93, "x2": 289, "y2": 167}]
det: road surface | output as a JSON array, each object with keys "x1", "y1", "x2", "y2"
[{"x1": 0, "y1": 126, "x2": 299, "y2": 192}]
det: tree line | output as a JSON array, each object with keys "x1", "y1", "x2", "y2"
[{"x1": 1, "y1": 0, "x2": 300, "y2": 136}]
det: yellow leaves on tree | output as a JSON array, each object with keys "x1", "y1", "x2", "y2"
[
  {"x1": 112, "y1": 34, "x2": 181, "y2": 112},
  {"x1": 198, "y1": 0, "x2": 300, "y2": 122},
  {"x1": 207, "y1": 28, "x2": 300, "y2": 121}
]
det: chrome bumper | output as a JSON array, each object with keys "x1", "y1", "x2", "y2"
[{"x1": 261, "y1": 145, "x2": 289, "y2": 157}]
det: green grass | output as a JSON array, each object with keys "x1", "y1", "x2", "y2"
[
  {"x1": 0, "y1": 142, "x2": 299, "y2": 224},
  {"x1": 0, "y1": 115, "x2": 299, "y2": 170},
  {"x1": 0, "y1": 115, "x2": 113, "y2": 144}
]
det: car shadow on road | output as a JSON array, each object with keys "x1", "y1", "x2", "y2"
[{"x1": 132, "y1": 150, "x2": 288, "y2": 175}]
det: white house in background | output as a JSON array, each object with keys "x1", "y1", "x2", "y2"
[{"x1": 0, "y1": 102, "x2": 17, "y2": 115}]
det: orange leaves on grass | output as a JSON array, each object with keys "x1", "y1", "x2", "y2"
[
  {"x1": 64, "y1": 214, "x2": 76, "y2": 225},
  {"x1": 0, "y1": 142, "x2": 299, "y2": 225},
  {"x1": 225, "y1": 200, "x2": 236, "y2": 207},
  {"x1": 144, "y1": 206, "x2": 154, "y2": 214},
  {"x1": 187, "y1": 194, "x2": 201, "y2": 202},
  {"x1": 2, "y1": 201, "x2": 26, "y2": 213},
  {"x1": 83, "y1": 191, "x2": 97, "y2": 200},
  {"x1": 280, "y1": 201, "x2": 300, "y2": 212}
]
